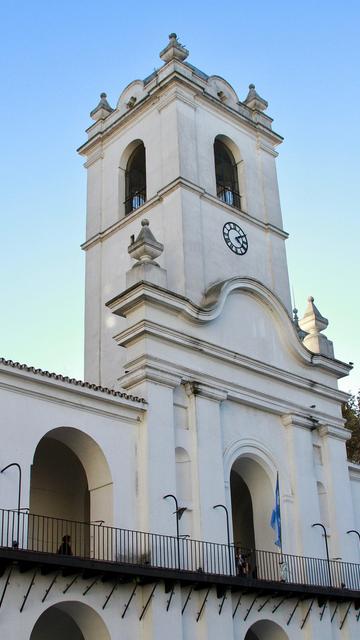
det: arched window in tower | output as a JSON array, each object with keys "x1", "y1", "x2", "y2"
[
  {"x1": 214, "y1": 138, "x2": 241, "y2": 210},
  {"x1": 125, "y1": 142, "x2": 146, "y2": 214}
]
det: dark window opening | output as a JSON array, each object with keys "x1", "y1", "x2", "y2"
[
  {"x1": 125, "y1": 144, "x2": 146, "y2": 214},
  {"x1": 214, "y1": 139, "x2": 241, "y2": 210}
]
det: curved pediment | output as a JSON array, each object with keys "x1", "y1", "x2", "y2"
[
  {"x1": 198, "y1": 277, "x2": 312, "y2": 368},
  {"x1": 116, "y1": 80, "x2": 147, "y2": 115},
  {"x1": 207, "y1": 75, "x2": 240, "y2": 108},
  {"x1": 108, "y1": 277, "x2": 349, "y2": 378}
]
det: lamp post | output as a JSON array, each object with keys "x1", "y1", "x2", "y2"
[
  {"x1": 347, "y1": 529, "x2": 360, "y2": 563},
  {"x1": 213, "y1": 504, "x2": 232, "y2": 574},
  {"x1": 312, "y1": 522, "x2": 332, "y2": 587},
  {"x1": 163, "y1": 494, "x2": 186, "y2": 570},
  {"x1": 1, "y1": 462, "x2": 22, "y2": 545},
  {"x1": 347, "y1": 529, "x2": 360, "y2": 544}
]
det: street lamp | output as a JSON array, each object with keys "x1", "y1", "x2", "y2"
[
  {"x1": 312, "y1": 522, "x2": 332, "y2": 587},
  {"x1": 347, "y1": 529, "x2": 360, "y2": 544},
  {"x1": 1, "y1": 462, "x2": 22, "y2": 545},
  {"x1": 213, "y1": 503, "x2": 232, "y2": 574},
  {"x1": 163, "y1": 494, "x2": 187, "y2": 569}
]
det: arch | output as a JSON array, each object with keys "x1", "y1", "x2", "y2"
[
  {"x1": 317, "y1": 481, "x2": 330, "y2": 529},
  {"x1": 207, "y1": 76, "x2": 240, "y2": 105},
  {"x1": 116, "y1": 79, "x2": 146, "y2": 111},
  {"x1": 230, "y1": 453, "x2": 275, "y2": 554},
  {"x1": 123, "y1": 140, "x2": 146, "y2": 214},
  {"x1": 225, "y1": 439, "x2": 291, "y2": 555},
  {"x1": 175, "y1": 446, "x2": 192, "y2": 502},
  {"x1": 30, "y1": 427, "x2": 113, "y2": 529},
  {"x1": 224, "y1": 438, "x2": 290, "y2": 495},
  {"x1": 214, "y1": 135, "x2": 242, "y2": 210},
  {"x1": 244, "y1": 619, "x2": 289, "y2": 640},
  {"x1": 30, "y1": 601, "x2": 110, "y2": 640}
]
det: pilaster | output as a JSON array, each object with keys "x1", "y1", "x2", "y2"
[
  {"x1": 185, "y1": 382, "x2": 228, "y2": 544},
  {"x1": 282, "y1": 414, "x2": 324, "y2": 558},
  {"x1": 318, "y1": 424, "x2": 357, "y2": 562},
  {"x1": 129, "y1": 371, "x2": 182, "y2": 536}
]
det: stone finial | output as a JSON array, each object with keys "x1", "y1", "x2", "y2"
[
  {"x1": 298, "y1": 296, "x2": 334, "y2": 358},
  {"x1": 243, "y1": 84, "x2": 268, "y2": 111},
  {"x1": 159, "y1": 33, "x2": 189, "y2": 63},
  {"x1": 128, "y1": 219, "x2": 164, "y2": 262},
  {"x1": 126, "y1": 219, "x2": 166, "y2": 288},
  {"x1": 292, "y1": 308, "x2": 307, "y2": 340},
  {"x1": 90, "y1": 92, "x2": 113, "y2": 121}
]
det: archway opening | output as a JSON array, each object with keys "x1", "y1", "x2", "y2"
[
  {"x1": 214, "y1": 137, "x2": 240, "y2": 209},
  {"x1": 29, "y1": 427, "x2": 113, "y2": 557},
  {"x1": 244, "y1": 619, "x2": 289, "y2": 640},
  {"x1": 125, "y1": 142, "x2": 146, "y2": 213},
  {"x1": 30, "y1": 601, "x2": 110, "y2": 640},
  {"x1": 30, "y1": 437, "x2": 90, "y2": 523},
  {"x1": 230, "y1": 468, "x2": 255, "y2": 550},
  {"x1": 230, "y1": 456, "x2": 274, "y2": 553}
]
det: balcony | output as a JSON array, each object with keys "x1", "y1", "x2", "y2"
[
  {"x1": 124, "y1": 189, "x2": 146, "y2": 215},
  {"x1": 216, "y1": 183, "x2": 241, "y2": 210},
  {"x1": 0, "y1": 509, "x2": 359, "y2": 607}
]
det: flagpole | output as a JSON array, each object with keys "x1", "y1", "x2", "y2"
[
  {"x1": 278, "y1": 472, "x2": 283, "y2": 555},
  {"x1": 270, "y1": 471, "x2": 282, "y2": 554}
]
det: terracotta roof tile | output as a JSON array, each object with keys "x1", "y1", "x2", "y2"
[{"x1": 0, "y1": 358, "x2": 145, "y2": 405}]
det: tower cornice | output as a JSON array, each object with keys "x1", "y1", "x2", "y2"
[
  {"x1": 80, "y1": 175, "x2": 289, "y2": 251},
  {"x1": 78, "y1": 68, "x2": 283, "y2": 158}
]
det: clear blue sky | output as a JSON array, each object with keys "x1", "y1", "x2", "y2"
[{"x1": 0, "y1": 1, "x2": 359, "y2": 393}]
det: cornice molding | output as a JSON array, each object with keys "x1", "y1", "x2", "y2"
[
  {"x1": 157, "y1": 86, "x2": 197, "y2": 112},
  {"x1": 84, "y1": 149, "x2": 104, "y2": 168},
  {"x1": 184, "y1": 381, "x2": 227, "y2": 402},
  {"x1": 81, "y1": 177, "x2": 288, "y2": 251},
  {"x1": 282, "y1": 414, "x2": 350, "y2": 442},
  {"x1": 78, "y1": 71, "x2": 282, "y2": 158},
  {"x1": 114, "y1": 319, "x2": 348, "y2": 404},
  {"x1": 281, "y1": 413, "x2": 316, "y2": 431},
  {"x1": 0, "y1": 359, "x2": 144, "y2": 405},
  {"x1": 118, "y1": 365, "x2": 182, "y2": 390},
  {"x1": 119, "y1": 354, "x2": 345, "y2": 428},
  {"x1": 0, "y1": 378, "x2": 144, "y2": 424},
  {"x1": 256, "y1": 138, "x2": 279, "y2": 158},
  {"x1": 348, "y1": 462, "x2": 360, "y2": 481},
  {"x1": 107, "y1": 277, "x2": 351, "y2": 381},
  {"x1": 318, "y1": 424, "x2": 351, "y2": 443}
]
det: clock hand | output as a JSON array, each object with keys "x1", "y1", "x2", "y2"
[{"x1": 235, "y1": 235, "x2": 242, "y2": 244}]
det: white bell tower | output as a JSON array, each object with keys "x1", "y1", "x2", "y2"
[{"x1": 79, "y1": 33, "x2": 291, "y2": 388}]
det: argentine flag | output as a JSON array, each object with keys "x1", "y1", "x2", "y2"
[{"x1": 270, "y1": 473, "x2": 282, "y2": 549}]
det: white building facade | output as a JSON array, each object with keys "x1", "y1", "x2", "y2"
[{"x1": 0, "y1": 34, "x2": 359, "y2": 639}]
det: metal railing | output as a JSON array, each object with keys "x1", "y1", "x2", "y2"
[
  {"x1": 124, "y1": 189, "x2": 146, "y2": 214},
  {"x1": 1, "y1": 509, "x2": 359, "y2": 591},
  {"x1": 216, "y1": 183, "x2": 241, "y2": 210}
]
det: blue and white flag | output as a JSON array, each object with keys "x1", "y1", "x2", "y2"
[{"x1": 270, "y1": 473, "x2": 282, "y2": 549}]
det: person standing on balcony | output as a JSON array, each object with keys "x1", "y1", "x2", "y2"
[{"x1": 57, "y1": 534, "x2": 73, "y2": 555}]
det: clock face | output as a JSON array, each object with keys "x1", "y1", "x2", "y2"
[{"x1": 223, "y1": 222, "x2": 248, "y2": 255}]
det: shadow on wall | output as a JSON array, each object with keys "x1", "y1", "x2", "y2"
[
  {"x1": 29, "y1": 427, "x2": 113, "y2": 553},
  {"x1": 245, "y1": 619, "x2": 289, "y2": 640},
  {"x1": 30, "y1": 601, "x2": 111, "y2": 640}
]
